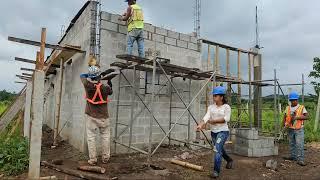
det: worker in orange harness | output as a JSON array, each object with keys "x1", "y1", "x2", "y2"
[
  {"x1": 80, "y1": 61, "x2": 117, "y2": 165},
  {"x1": 283, "y1": 92, "x2": 309, "y2": 166},
  {"x1": 119, "y1": 0, "x2": 144, "y2": 57}
]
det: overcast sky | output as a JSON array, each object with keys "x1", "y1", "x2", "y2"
[{"x1": 0, "y1": 0, "x2": 318, "y2": 95}]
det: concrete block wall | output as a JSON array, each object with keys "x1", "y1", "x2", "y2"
[
  {"x1": 99, "y1": 12, "x2": 200, "y2": 69},
  {"x1": 234, "y1": 128, "x2": 278, "y2": 157},
  {"x1": 43, "y1": 2, "x2": 204, "y2": 155},
  {"x1": 100, "y1": 11, "x2": 202, "y2": 153},
  {"x1": 43, "y1": 1, "x2": 97, "y2": 152},
  {"x1": 40, "y1": 1, "x2": 275, "y2": 157},
  {"x1": 43, "y1": 76, "x2": 55, "y2": 129}
]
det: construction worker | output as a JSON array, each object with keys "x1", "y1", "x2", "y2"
[
  {"x1": 197, "y1": 86, "x2": 233, "y2": 178},
  {"x1": 80, "y1": 64, "x2": 117, "y2": 165},
  {"x1": 283, "y1": 92, "x2": 309, "y2": 166},
  {"x1": 119, "y1": 0, "x2": 145, "y2": 58}
]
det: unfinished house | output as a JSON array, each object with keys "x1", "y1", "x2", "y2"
[{"x1": 20, "y1": 0, "x2": 278, "y2": 157}]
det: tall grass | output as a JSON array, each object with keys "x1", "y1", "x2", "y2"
[
  {"x1": 0, "y1": 110, "x2": 29, "y2": 176},
  {"x1": 0, "y1": 101, "x2": 8, "y2": 116}
]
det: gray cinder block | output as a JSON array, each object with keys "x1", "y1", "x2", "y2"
[
  {"x1": 177, "y1": 40, "x2": 188, "y2": 48},
  {"x1": 165, "y1": 37, "x2": 177, "y2": 46},
  {"x1": 179, "y1": 33, "x2": 191, "y2": 42},
  {"x1": 155, "y1": 27, "x2": 168, "y2": 36}
]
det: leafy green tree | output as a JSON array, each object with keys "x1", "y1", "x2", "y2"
[
  {"x1": 309, "y1": 57, "x2": 320, "y2": 95},
  {"x1": 0, "y1": 90, "x2": 16, "y2": 102}
]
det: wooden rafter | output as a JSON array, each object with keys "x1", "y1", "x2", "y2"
[
  {"x1": 16, "y1": 57, "x2": 60, "y2": 68},
  {"x1": 15, "y1": 57, "x2": 35, "y2": 64},
  {"x1": 22, "y1": 73, "x2": 33, "y2": 77},
  {"x1": 8, "y1": 36, "x2": 83, "y2": 52},
  {"x1": 15, "y1": 81, "x2": 27, "y2": 84},
  {"x1": 21, "y1": 68, "x2": 35, "y2": 72},
  {"x1": 16, "y1": 75, "x2": 31, "y2": 79},
  {"x1": 201, "y1": 39, "x2": 259, "y2": 55}
]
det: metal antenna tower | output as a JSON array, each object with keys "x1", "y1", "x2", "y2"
[
  {"x1": 255, "y1": 5, "x2": 260, "y2": 49},
  {"x1": 194, "y1": 0, "x2": 201, "y2": 38}
]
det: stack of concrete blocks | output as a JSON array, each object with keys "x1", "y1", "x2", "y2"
[
  {"x1": 234, "y1": 128, "x2": 278, "y2": 157},
  {"x1": 42, "y1": 1, "x2": 204, "y2": 155}
]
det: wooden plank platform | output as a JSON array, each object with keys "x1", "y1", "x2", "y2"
[{"x1": 114, "y1": 54, "x2": 271, "y2": 86}]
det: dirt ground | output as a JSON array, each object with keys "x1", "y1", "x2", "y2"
[{"x1": 9, "y1": 126, "x2": 320, "y2": 180}]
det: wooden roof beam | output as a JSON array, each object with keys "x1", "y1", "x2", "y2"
[
  {"x1": 15, "y1": 57, "x2": 36, "y2": 64},
  {"x1": 16, "y1": 57, "x2": 60, "y2": 68},
  {"x1": 200, "y1": 39, "x2": 259, "y2": 55},
  {"x1": 16, "y1": 75, "x2": 31, "y2": 81},
  {"x1": 21, "y1": 68, "x2": 35, "y2": 72},
  {"x1": 16, "y1": 75, "x2": 31, "y2": 79},
  {"x1": 15, "y1": 81, "x2": 27, "y2": 84},
  {"x1": 22, "y1": 73, "x2": 33, "y2": 77},
  {"x1": 8, "y1": 36, "x2": 84, "y2": 52}
]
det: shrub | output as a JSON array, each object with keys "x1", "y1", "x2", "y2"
[{"x1": 0, "y1": 137, "x2": 29, "y2": 175}]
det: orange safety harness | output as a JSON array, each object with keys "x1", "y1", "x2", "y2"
[
  {"x1": 285, "y1": 105, "x2": 305, "y2": 129},
  {"x1": 85, "y1": 83, "x2": 109, "y2": 105}
]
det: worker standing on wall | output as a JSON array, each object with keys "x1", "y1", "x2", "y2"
[
  {"x1": 80, "y1": 58, "x2": 117, "y2": 165},
  {"x1": 197, "y1": 86, "x2": 233, "y2": 178},
  {"x1": 283, "y1": 92, "x2": 309, "y2": 166},
  {"x1": 119, "y1": 0, "x2": 145, "y2": 58}
]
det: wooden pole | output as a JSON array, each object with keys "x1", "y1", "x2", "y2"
[
  {"x1": 78, "y1": 166, "x2": 106, "y2": 174},
  {"x1": 41, "y1": 161, "x2": 113, "y2": 180},
  {"x1": 237, "y1": 51, "x2": 241, "y2": 127},
  {"x1": 248, "y1": 54, "x2": 252, "y2": 128},
  {"x1": 171, "y1": 159, "x2": 204, "y2": 171},
  {"x1": 39, "y1": 176, "x2": 57, "y2": 180},
  {"x1": 53, "y1": 58, "x2": 64, "y2": 146},
  {"x1": 314, "y1": 92, "x2": 320, "y2": 132},
  {"x1": 206, "y1": 44, "x2": 211, "y2": 109},
  {"x1": 215, "y1": 45, "x2": 219, "y2": 74},
  {"x1": 215, "y1": 45, "x2": 219, "y2": 87},
  {"x1": 226, "y1": 49, "x2": 231, "y2": 104},
  {"x1": 205, "y1": 45, "x2": 211, "y2": 130},
  {"x1": 39, "y1": 28, "x2": 46, "y2": 70},
  {"x1": 36, "y1": 52, "x2": 41, "y2": 70}
]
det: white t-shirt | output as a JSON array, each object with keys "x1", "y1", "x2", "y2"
[
  {"x1": 203, "y1": 104, "x2": 231, "y2": 133},
  {"x1": 287, "y1": 104, "x2": 307, "y2": 115}
]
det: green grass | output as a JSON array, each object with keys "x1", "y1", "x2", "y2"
[
  {"x1": 230, "y1": 101, "x2": 320, "y2": 142},
  {"x1": 0, "y1": 101, "x2": 8, "y2": 116},
  {"x1": 0, "y1": 110, "x2": 29, "y2": 176}
]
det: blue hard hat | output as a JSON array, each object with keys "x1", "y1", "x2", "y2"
[
  {"x1": 288, "y1": 92, "x2": 299, "y2": 101},
  {"x1": 212, "y1": 86, "x2": 226, "y2": 95}
]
